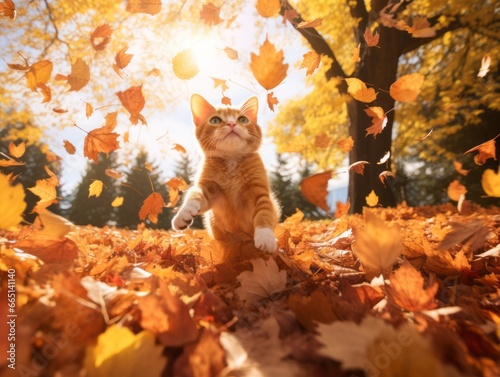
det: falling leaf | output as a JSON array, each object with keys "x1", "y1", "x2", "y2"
[
  {"x1": 256, "y1": 0, "x2": 281, "y2": 18},
  {"x1": 377, "y1": 151, "x2": 391, "y2": 165},
  {"x1": 447, "y1": 179, "x2": 467, "y2": 201},
  {"x1": 38, "y1": 83, "x2": 51, "y2": 103},
  {"x1": 28, "y1": 178, "x2": 58, "y2": 214},
  {"x1": 365, "y1": 190, "x2": 379, "y2": 207},
  {"x1": 351, "y1": 43, "x2": 360, "y2": 63},
  {"x1": 464, "y1": 136, "x2": 498, "y2": 165},
  {"x1": 111, "y1": 196, "x2": 124, "y2": 207},
  {"x1": 345, "y1": 78, "x2": 377, "y2": 103},
  {"x1": 116, "y1": 85, "x2": 147, "y2": 125},
  {"x1": 66, "y1": 58, "x2": 90, "y2": 91},
  {"x1": 7, "y1": 53, "x2": 29, "y2": 70},
  {"x1": 0, "y1": 0, "x2": 16, "y2": 19},
  {"x1": 477, "y1": 54, "x2": 491, "y2": 78},
  {"x1": 379, "y1": 170, "x2": 395, "y2": 186},
  {"x1": 36, "y1": 210, "x2": 74, "y2": 238},
  {"x1": 364, "y1": 27, "x2": 380, "y2": 47},
  {"x1": 223, "y1": 46, "x2": 238, "y2": 60},
  {"x1": 335, "y1": 199, "x2": 350, "y2": 218},
  {"x1": 90, "y1": 24, "x2": 112, "y2": 51},
  {"x1": 172, "y1": 48, "x2": 199, "y2": 80},
  {"x1": 0, "y1": 173, "x2": 26, "y2": 230},
  {"x1": 453, "y1": 160, "x2": 470, "y2": 176},
  {"x1": 225, "y1": 14, "x2": 237, "y2": 28},
  {"x1": 0, "y1": 158, "x2": 24, "y2": 167},
  {"x1": 405, "y1": 15, "x2": 436, "y2": 38},
  {"x1": 85, "y1": 102, "x2": 94, "y2": 118},
  {"x1": 84, "y1": 325, "x2": 167, "y2": 377},
  {"x1": 139, "y1": 192, "x2": 165, "y2": 224},
  {"x1": 348, "y1": 160, "x2": 370, "y2": 175},
  {"x1": 26, "y1": 60, "x2": 52, "y2": 91},
  {"x1": 172, "y1": 144, "x2": 186, "y2": 154},
  {"x1": 83, "y1": 112, "x2": 120, "y2": 163},
  {"x1": 113, "y1": 45, "x2": 133, "y2": 76},
  {"x1": 352, "y1": 211, "x2": 402, "y2": 275},
  {"x1": 200, "y1": 2, "x2": 223, "y2": 26},
  {"x1": 250, "y1": 37, "x2": 288, "y2": 90},
  {"x1": 63, "y1": 140, "x2": 76, "y2": 155},
  {"x1": 386, "y1": 261, "x2": 438, "y2": 312},
  {"x1": 126, "y1": 0, "x2": 161, "y2": 15},
  {"x1": 364, "y1": 106, "x2": 387, "y2": 138},
  {"x1": 300, "y1": 51, "x2": 321, "y2": 76},
  {"x1": 337, "y1": 136, "x2": 354, "y2": 152},
  {"x1": 52, "y1": 107, "x2": 68, "y2": 113},
  {"x1": 235, "y1": 258, "x2": 287, "y2": 306},
  {"x1": 221, "y1": 96, "x2": 231, "y2": 105},
  {"x1": 166, "y1": 177, "x2": 188, "y2": 191},
  {"x1": 89, "y1": 180, "x2": 104, "y2": 198},
  {"x1": 267, "y1": 91, "x2": 279, "y2": 111},
  {"x1": 300, "y1": 171, "x2": 332, "y2": 212},
  {"x1": 390, "y1": 73, "x2": 424, "y2": 102},
  {"x1": 314, "y1": 133, "x2": 331, "y2": 148},
  {"x1": 8, "y1": 141, "x2": 25, "y2": 158},
  {"x1": 297, "y1": 18, "x2": 323, "y2": 28},
  {"x1": 482, "y1": 167, "x2": 500, "y2": 197},
  {"x1": 211, "y1": 77, "x2": 229, "y2": 91}
]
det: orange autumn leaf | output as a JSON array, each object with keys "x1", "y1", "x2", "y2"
[
  {"x1": 0, "y1": 159, "x2": 24, "y2": 167},
  {"x1": 83, "y1": 112, "x2": 120, "y2": 163},
  {"x1": 453, "y1": 161, "x2": 470, "y2": 176},
  {"x1": 379, "y1": 171, "x2": 395, "y2": 186},
  {"x1": 377, "y1": 151, "x2": 391, "y2": 165},
  {"x1": 113, "y1": 45, "x2": 133, "y2": 77},
  {"x1": 250, "y1": 37, "x2": 288, "y2": 90},
  {"x1": 404, "y1": 15, "x2": 436, "y2": 38},
  {"x1": 172, "y1": 49, "x2": 199, "y2": 80},
  {"x1": 7, "y1": 52, "x2": 29, "y2": 71},
  {"x1": 211, "y1": 77, "x2": 229, "y2": 91},
  {"x1": 200, "y1": 2, "x2": 223, "y2": 26},
  {"x1": 8, "y1": 141, "x2": 25, "y2": 158},
  {"x1": 297, "y1": 18, "x2": 323, "y2": 29},
  {"x1": 335, "y1": 199, "x2": 350, "y2": 218},
  {"x1": 300, "y1": 171, "x2": 332, "y2": 213},
  {"x1": 364, "y1": 27, "x2": 380, "y2": 47},
  {"x1": 105, "y1": 169, "x2": 122, "y2": 179},
  {"x1": 166, "y1": 177, "x2": 188, "y2": 191},
  {"x1": 116, "y1": 85, "x2": 147, "y2": 125},
  {"x1": 225, "y1": 14, "x2": 237, "y2": 29},
  {"x1": 348, "y1": 160, "x2": 370, "y2": 175},
  {"x1": 256, "y1": 0, "x2": 281, "y2": 18},
  {"x1": 267, "y1": 92, "x2": 279, "y2": 111},
  {"x1": 314, "y1": 133, "x2": 331, "y2": 148},
  {"x1": 139, "y1": 192, "x2": 165, "y2": 224},
  {"x1": 63, "y1": 140, "x2": 76, "y2": 155},
  {"x1": 390, "y1": 73, "x2": 424, "y2": 102},
  {"x1": 223, "y1": 46, "x2": 238, "y2": 60},
  {"x1": 26, "y1": 60, "x2": 52, "y2": 91},
  {"x1": 85, "y1": 102, "x2": 94, "y2": 118},
  {"x1": 0, "y1": 0, "x2": 16, "y2": 19},
  {"x1": 172, "y1": 144, "x2": 186, "y2": 154},
  {"x1": 337, "y1": 136, "x2": 354, "y2": 152},
  {"x1": 66, "y1": 58, "x2": 90, "y2": 91},
  {"x1": 351, "y1": 43, "x2": 360, "y2": 63},
  {"x1": 221, "y1": 96, "x2": 231, "y2": 105},
  {"x1": 345, "y1": 78, "x2": 377, "y2": 103},
  {"x1": 463, "y1": 136, "x2": 498, "y2": 165},
  {"x1": 447, "y1": 180, "x2": 467, "y2": 201},
  {"x1": 364, "y1": 106, "x2": 388, "y2": 138},
  {"x1": 28, "y1": 179, "x2": 58, "y2": 214},
  {"x1": 300, "y1": 51, "x2": 321, "y2": 76},
  {"x1": 126, "y1": 0, "x2": 161, "y2": 15},
  {"x1": 90, "y1": 24, "x2": 112, "y2": 51},
  {"x1": 52, "y1": 108, "x2": 68, "y2": 113}
]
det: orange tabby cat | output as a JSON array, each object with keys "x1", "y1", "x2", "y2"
[{"x1": 172, "y1": 94, "x2": 280, "y2": 253}]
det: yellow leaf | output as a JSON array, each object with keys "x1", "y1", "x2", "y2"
[
  {"x1": 27, "y1": 179, "x2": 57, "y2": 214},
  {"x1": 89, "y1": 180, "x2": 104, "y2": 198},
  {"x1": 390, "y1": 73, "x2": 424, "y2": 102},
  {"x1": 84, "y1": 325, "x2": 167, "y2": 377},
  {"x1": 336, "y1": 136, "x2": 354, "y2": 152},
  {"x1": 8, "y1": 141, "x2": 26, "y2": 158},
  {"x1": 481, "y1": 167, "x2": 500, "y2": 197},
  {"x1": 250, "y1": 37, "x2": 288, "y2": 90},
  {"x1": 172, "y1": 49, "x2": 199, "y2": 80},
  {"x1": 256, "y1": 0, "x2": 281, "y2": 18},
  {"x1": 300, "y1": 51, "x2": 321, "y2": 76},
  {"x1": 26, "y1": 60, "x2": 53, "y2": 91},
  {"x1": 0, "y1": 173, "x2": 26, "y2": 230},
  {"x1": 345, "y1": 78, "x2": 377, "y2": 103},
  {"x1": 365, "y1": 190, "x2": 378, "y2": 207},
  {"x1": 37, "y1": 210, "x2": 74, "y2": 238},
  {"x1": 111, "y1": 196, "x2": 124, "y2": 207}
]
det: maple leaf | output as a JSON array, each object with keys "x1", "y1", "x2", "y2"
[
  {"x1": 66, "y1": 57, "x2": 90, "y2": 91},
  {"x1": 113, "y1": 45, "x2": 133, "y2": 77},
  {"x1": 365, "y1": 189, "x2": 379, "y2": 207},
  {"x1": 299, "y1": 171, "x2": 332, "y2": 212},
  {"x1": 84, "y1": 325, "x2": 167, "y2": 377},
  {"x1": 353, "y1": 211, "x2": 402, "y2": 275},
  {"x1": 477, "y1": 54, "x2": 491, "y2": 78},
  {"x1": 8, "y1": 141, "x2": 25, "y2": 158},
  {"x1": 126, "y1": 0, "x2": 161, "y2": 15},
  {"x1": 90, "y1": 24, "x2": 112, "y2": 51},
  {"x1": 250, "y1": 37, "x2": 288, "y2": 90},
  {"x1": 200, "y1": 2, "x2": 223, "y2": 26},
  {"x1": 364, "y1": 27, "x2": 380, "y2": 47},
  {"x1": 211, "y1": 77, "x2": 229, "y2": 91},
  {"x1": 44, "y1": 165, "x2": 59, "y2": 186},
  {"x1": 111, "y1": 196, "x2": 124, "y2": 207},
  {"x1": 405, "y1": 15, "x2": 436, "y2": 38},
  {"x1": 345, "y1": 78, "x2": 377, "y2": 103},
  {"x1": 447, "y1": 179, "x2": 467, "y2": 201},
  {"x1": 223, "y1": 46, "x2": 238, "y2": 60},
  {"x1": 139, "y1": 192, "x2": 165, "y2": 224},
  {"x1": 256, "y1": 0, "x2": 280, "y2": 18},
  {"x1": 89, "y1": 180, "x2": 104, "y2": 198},
  {"x1": 390, "y1": 73, "x2": 424, "y2": 102},
  {"x1": 386, "y1": 261, "x2": 438, "y2": 312},
  {"x1": 335, "y1": 199, "x2": 350, "y2": 218},
  {"x1": 337, "y1": 136, "x2": 354, "y2": 152},
  {"x1": 289, "y1": 290, "x2": 338, "y2": 330},
  {"x1": 297, "y1": 18, "x2": 322, "y2": 28},
  {"x1": 235, "y1": 258, "x2": 287, "y2": 306},
  {"x1": 348, "y1": 160, "x2": 370, "y2": 175},
  {"x1": 172, "y1": 48, "x2": 199, "y2": 80},
  {"x1": 0, "y1": 173, "x2": 26, "y2": 230},
  {"x1": 83, "y1": 112, "x2": 120, "y2": 163},
  {"x1": 0, "y1": 0, "x2": 16, "y2": 19},
  {"x1": 364, "y1": 106, "x2": 387, "y2": 138},
  {"x1": 267, "y1": 91, "x2": 279, "y2": 111},
  {"x1": 300, "y1": 51, "x2": 321, "y2": 76},
  {"x1": 424, "y1": 248, "x2": 471, "y2": 277},
  {"x1": 25, "y1": 60, "x2": 52, "y2": 91},
  {"x1": 28, "y1": 178, "x2": 58, "y2": 214},
  {"x1": 482, "y1": 167, "x2": 500, "y2": 197},
  {"x1": 63, "y1": 140, "x2": 76, "y2": 154},
  {"x1": 116, "y1": 85, "x2": 147, "y2": 125},
  {"x1": 463, "y1": 136, "x2": 498, "y2": 165}
]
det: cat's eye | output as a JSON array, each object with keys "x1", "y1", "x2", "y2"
[
  {"x1": 209, "y1": 116, "x2": 222, "y2": 125},
  {"x1": 237, "y1": 116, "x2": 249, "y2": 124}
]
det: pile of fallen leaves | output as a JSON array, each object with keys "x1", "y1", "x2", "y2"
[{"x1": 1, "y1": 204, "x2": 499, "y2": 377}]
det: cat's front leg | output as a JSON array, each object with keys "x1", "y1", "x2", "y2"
[
  {"x1": 172, "y1": 187, "x2": 208, "y2": 231},
  {"x1": 254, "y1": 227, "x2": 277, "y2": 253}
]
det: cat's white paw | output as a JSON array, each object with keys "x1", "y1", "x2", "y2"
[
  {"x1": 172, "y1": 201, "x2": 201, "y2": 231},
  {"x1": 254, "y1": 227, "x2": 277, "y2": 253}
]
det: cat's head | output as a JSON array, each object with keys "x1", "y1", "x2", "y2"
[{"x1": 190, "y1": 94, "x2": 262, "y2": 157}]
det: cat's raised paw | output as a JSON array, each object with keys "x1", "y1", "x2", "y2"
[
  {"x1": 172, "y1": 201, "x2": 201, "y2": 231},
  {"x1": 254, "y1": 227, "x2": 277, "y2": 253}
]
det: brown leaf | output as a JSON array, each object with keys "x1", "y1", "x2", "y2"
[
  {"x1": 116, "y1": 85, "x2": 146, "y2": 125},
  {"x1": 85, "y1": 102, "x2": 94, "y2": 118},
  {"x1": 379, "y1": 170, "x2": 395, "y2": 186},
  {"x1": 300, "y1": 51, "x2": 321, "y2": 76},
  {"x1": 463, "y1": 136, "x2": 498, "y2": 165},
  {"x1": 0, "y1": 0, "x2": 16, "y2": 19},
  {"x1": 364, "y1": 27, "x2": 380, "y2": 47},
  {"x1": 90, "y1": 24, "x2": 112, "y2": 51},
  {"x1": 83, "y1": 112, "x2": 120, "y2": 163},
  {"x1": 63, "y1": 140, "x2": 76, "y2": 155},
  {"x1": 439, "y1": 219, "x2": 489, "y2": 252},
  {"x1": 267, "y1": 91, "x2": 279, "y2": 111},
  {"x1": 250, "y1": 37, "x2": 288, "y2": 90},
  {"x1": 105, "y1": 169, "x2": 122, "y2": 179},
  {"x1": 221, "y1": 96, "x2": 231, "y2": 105},
  {"x1": 139, "y1": 192, "x2": 165, "y2": 224},
  {"x1": 126, "y1": 0, "x2": 161, "y2": 15},
  {"x1": 14, "y1": 235, "x2": 78, "y2": 265},
  {"x1": 300, "y1": 171, "x2": 332, "y2": 212},
  {"x1": 200, "y1": 2, "x2": 223, "y2": 26},
  {"x1": 7, "y1": 53, "x2": 29, "y2": 70},
  {"x1": 364, "y1": 106, "x2": 387, "y2": 138},
  {"x1": 348, "y1": 160, "x2": 370, "y2": 175},
  {"x1": 314, "y1": 133, "x2": 331, "y2": 148},
  {"x1": 52, "y1": 108, "x2": 68, "y2": 113},
  {"x1": 67, "y1": 58, "x2": 90, "y2": 91},
  {"x1": 166, "y1": 177, "x2": 188, "y2": 191},
  {"x1": 113, "y1": 45, "x2": 133, "y2": 76},
  {"x1": 288, "y1": 290, "x2": 338, "y2": 330}
]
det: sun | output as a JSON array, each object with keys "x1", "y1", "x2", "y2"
[{"x1": 187, "y1": 33, "x2": 237, "y2": 78}]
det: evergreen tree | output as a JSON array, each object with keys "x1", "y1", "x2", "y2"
[{"x1": 67, "y1": 153, "x2": 119, "y2": 227}]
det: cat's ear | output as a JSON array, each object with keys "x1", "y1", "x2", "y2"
[
  {"x1": 240, "y1": 96, "x2": 258, "y2": 123},
  {"x1": 191, "y1": 94, "x2": 216, "y2": 126}
]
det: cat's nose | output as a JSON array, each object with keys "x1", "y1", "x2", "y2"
[{"x1": 226, "y1": 122, "x2": 237, "y2": 129}]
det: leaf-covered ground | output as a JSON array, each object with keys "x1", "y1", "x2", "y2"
[{"x1": 1, "y1": 204, "x2": 499, "y2": 377}]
